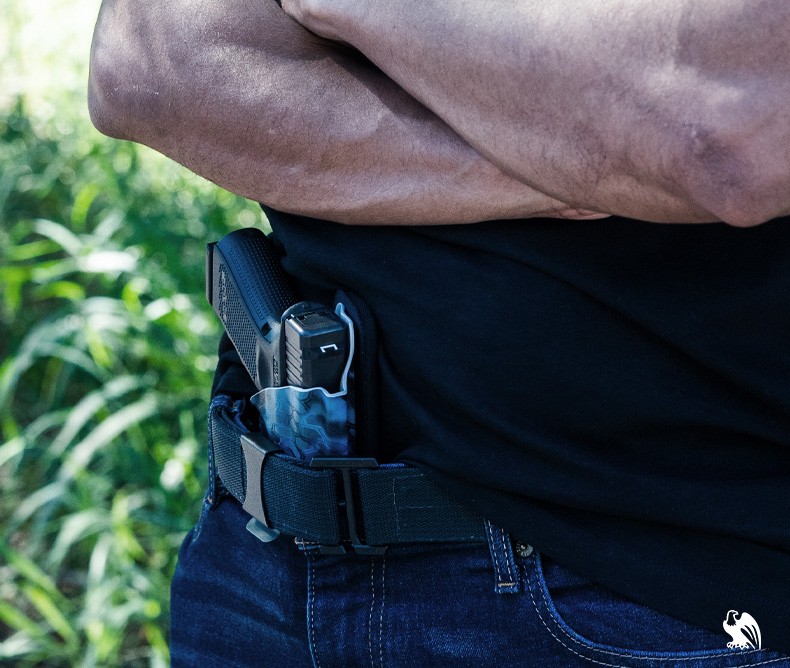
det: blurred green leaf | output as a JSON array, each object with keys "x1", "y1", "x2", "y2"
[
  {"x1": 0, "y1": 265, "x2": 31, "y2": 314},
  {"x1": 0, "y1": 629, "x2": 48, "y2": 660},
  {"x1": 0, "y1": 600, "x2": 44, "y2": 638},
  {"x1": 86, "y1": 533, "x2": 113, "y2": 587},
  {"x1": 22, "y1": 584, "x2": 79, "y2": 648},
  {"x1": 32, "y1": 218, "x2": 84, "y2": 256},
  {"x1": 58, "y1": 394, "x2": 158, "y2": 480},
  {"x1": 143, "y1": 620, "x2": 169, "y2": 666},
  {"x1": 34, "y1": 280, "x2": 87, "y2": 301},
  {"x1": 1, "y1": 0, "x2": 268, "y2": 663},
  {"x1": 1, "y1": 543, "x2": 66, "y2": 604},
  {"x1": 10, "y1": 481, "x2": 69, "y2": 528},
  {"x1": 90, "y1": 210, "x2": 125, "y2": 244},
  {"x1": 0, "y1": 436, "x2": 24, "y2": 468},
  {"x1": 6, "y1": 239, "x2": 60, "y2": 261},
  {"x1": 47, "y1": 509, "x2": 110, "y2": 569},
  {"x1": 50, "y1": 375, "x2": 151, "y2": 457},
  {"x1": 70, "y1": 183, "x2": 102, "y2": 232}
]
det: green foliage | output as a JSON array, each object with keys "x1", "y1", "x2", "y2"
[{"x1": 0, "y1": 2, "x2": 268, "y2": 664}]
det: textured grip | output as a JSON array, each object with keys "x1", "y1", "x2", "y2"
[
  {"x1": 208, "y1": 228, "x2": 298, "y2": 389},
  {"x1": 216, "y1": 228, "x2": 296, "y2": 331}
]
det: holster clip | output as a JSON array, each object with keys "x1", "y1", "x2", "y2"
[{"x1": 240, "y1": 433, "x2": 283, "y2": 542}]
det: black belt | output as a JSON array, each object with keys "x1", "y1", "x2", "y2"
[{"x1": 209, "y1": 397, "x2": 487, "y2": 554}]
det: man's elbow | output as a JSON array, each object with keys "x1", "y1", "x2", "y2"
[
  {"x1": 87, "y1": 2, "x2": 170, "y2": 143},
  {"x1": 692, "y1": 173, "x2": 789, "y2": 228},
  {"x1": 88, "y1": 54, "x2": 126, "y2": 140},
  {"x1": 681, "y1": 125, "x2": 790, "y2": 228},
  {"x1": 711, "y1": 184, "x2": 789, "y2": 228},
  {"x1": 88, "y1": 28, "x2": 142, "y2": 142}
]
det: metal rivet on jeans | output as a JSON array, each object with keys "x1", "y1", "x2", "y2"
[{"x1": 514, "y1": 541, "x2": 533, "y2": 558}]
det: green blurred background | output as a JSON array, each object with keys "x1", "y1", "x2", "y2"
[{"x1": 1, "y1": 0, "x2": 267, "y2": 664}]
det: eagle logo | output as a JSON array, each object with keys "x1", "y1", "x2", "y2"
[{"x1": 723, "y1": 610, "x2": 762, "y2": 650}]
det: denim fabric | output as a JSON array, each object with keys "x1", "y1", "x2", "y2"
[{"x1": 170, "y1": 496, "x2": 790, "y2": 668}]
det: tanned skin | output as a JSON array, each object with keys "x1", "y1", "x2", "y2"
[
  {"x1": 88, "y1": 0, "x2": 604, "y2": 225},
  {"x1": 90, "y1": 0, "x2": 789, "y2": 226},
  {"x1": 283, "y1": 0, "x2": 790, "y2": 227}
]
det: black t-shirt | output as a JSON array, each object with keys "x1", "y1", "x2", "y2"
[{"x1": 265, "y1": 207, "x2": 790, "y2": 651}]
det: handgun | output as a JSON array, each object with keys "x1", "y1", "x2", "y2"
[{"x1": 206, "y1": 227, "x2": 348, "y2": 393}]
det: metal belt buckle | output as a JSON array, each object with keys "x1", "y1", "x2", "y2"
[
  {"x1": 310, "y1": 457, "x2": 387, "y2": 555},
  {"x1": 240, "y1": 433, "x2": 283, "y2": 543}
]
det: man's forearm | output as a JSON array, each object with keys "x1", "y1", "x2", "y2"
[
  {"x1": 287, "y1": 0, "x2": 790, "y2": 226},
  {"x1": 88, "y1": 0, "x2": 598, "y2": 225}
]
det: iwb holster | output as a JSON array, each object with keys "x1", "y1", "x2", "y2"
[{"x1": 206, "y1": 291, "x2": 487, "y2": 554}]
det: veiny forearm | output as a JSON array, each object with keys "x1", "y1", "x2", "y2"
[
  {"x1": 288, "y1": 0, "x2": 790, "y2": 226},
  {"x1": 88, "y1": 0, "x2": 595, "y2": 225}
]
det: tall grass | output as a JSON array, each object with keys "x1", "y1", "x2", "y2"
[{"x1": 1, "y1": 0, "x2": 267, "y2": 664}]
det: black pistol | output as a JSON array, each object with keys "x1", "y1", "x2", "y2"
[{"x1": 206, "y1": 228, "x2": 348, "y2": 392}]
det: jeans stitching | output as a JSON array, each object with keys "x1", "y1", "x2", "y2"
[
  {"x1": 308, "y1": 552, "x2": 322, "y2": 668},
  {"x1": 485, "y1": 521, "x2": 504, "y2": 585},
  {"x1": 191, "y1": 497, "x2": 211, "y2": 544},
  {"x1": 526, "y1": 566, "x2": 630, "y2": 668},
  {"x1": 525, "y1": 557, "x2": 782, "y2": 666},
  {"x1": 392, "y1": 478, "x2": 400, "y2": 542},
  {"x1": 380, "y1": 556, "x2": 386, "y2": 668},
  {"x1": 369, "y1": 559, "x2": 377, "y2": 668},
  {"x1": 486, "y1": 520, "x2": 517, "y2": 590},
  {"x1": 500, "y1": 531, "x2": 515, "y2": 586}
]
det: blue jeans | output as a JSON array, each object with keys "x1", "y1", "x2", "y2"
[{"x1": 170, "y1": 494, "x2": 789, "y2": 667}]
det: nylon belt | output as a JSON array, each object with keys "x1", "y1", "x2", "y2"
[{"x1": 209, "y1": 396, "x2": 487, "y2": 553}]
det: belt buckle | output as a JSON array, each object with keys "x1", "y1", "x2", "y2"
[{"x1": 310, "y1": 457, "x2": 387, "y2": 556}]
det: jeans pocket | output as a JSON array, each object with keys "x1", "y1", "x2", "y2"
[{"x1": 522, "y1": 552, "x2": 784, "y2": 667}]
